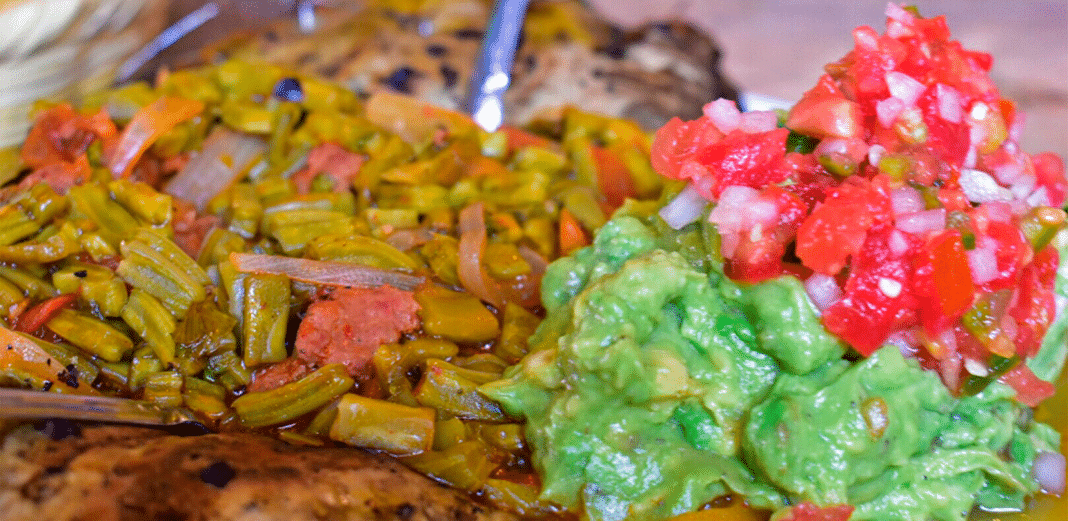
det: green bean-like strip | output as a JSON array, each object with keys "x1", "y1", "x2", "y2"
[
  {"x1": 133, "y1": 228, "x2": 211, "y2": 286},
  {"x1": 128, "y1": 346, "x2": 162, "y2": 389},
  {"x1": 0, "y1": 276, "x2": 23, "y2": 308},
  {"x1": 241, "y1": 273, "x2": 290, "y2": 367},
  {"x1": 46, "y1": 308, "x2": 134, "y2": 362},
  {"x1": 182, "y1": 377, "x2": 228, "y2": 418},
  {"x1": 121, "y1": 289, "x2": 177, "y2": 364},
  {"x1": 329, "y1": 393, "x2": 436, "y2": 455},
  {"x1": 0, "y1": 264, "x2": 56, "y2": 300},
  {"x1": 0, "y1": 207, "x2": 39, "y2": 246},
  {"x1": 67, "y1": 183, "x2": 139, "y2": 246},
  {"x1": 232, "y1": 363, "x2": 354, "y2": 428},
  {"x1": 53, "y1": 264, "x2": 128, "y2": 317},
  {"x1": 108, "y1": 179, "x2": 173, "y2": 225},
  {"x1": 413, "y1": 360, "x2": 506, "y2": 421},
  {"x1": 117, "y1": 239, "x2": 205, "y2": 315},
  {"x1": 225, "y1": 183, "x2": 262, "y2": 239},
  {"x1": 373, "y1": 338, "x2": 459, "y2": 406},
  {"x1": 143, "y1": 371, "x2": 184, "y2": 407},
  {"x1": 0, "y1": 222, "x2": 81, "y2": 263},
  {"x1": 205, "y1": 350, "x2": 251, "y2": 391}
]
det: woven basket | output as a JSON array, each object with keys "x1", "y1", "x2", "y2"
[{"x1": 0, "y1": 0, "x2": 169, "y2": 147}]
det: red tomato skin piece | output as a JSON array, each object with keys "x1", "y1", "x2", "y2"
[
  {"x1": 999, "y1": 363, "x2": 1056, "y2": 408},
  {"x1": 776, "y1": 502, "x2": 855, "y2": 521},
  {"x1": 913, "y1": 230, "x2": 975, "y2": 337}
]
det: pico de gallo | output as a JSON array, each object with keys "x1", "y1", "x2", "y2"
[{"x1": 652, "y1": 3, "x2": 1067, "y2": 405}]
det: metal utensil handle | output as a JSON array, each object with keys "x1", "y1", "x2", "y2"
[
  {"x1": 0, "y1": 388, "x2": 195, "y2": 426},
  {"x1": 464, "y1": 0, "x2": 531, "y2": 132}
]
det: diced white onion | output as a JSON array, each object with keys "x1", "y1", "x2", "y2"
[
  {"x1": 878, "y1": 277, "x2": 903, "y2": 298},
  {"x1": 960, "y1": 168, "x2": 1013, "y2": 203},
  {"x1": 993, "y1": 158, "x2": 1025, "y2": 185},
  {"x1": 1055, "y1": 294, "x2": 1067, "y2": 317},
  {"x1": 1009, "y1": 173, "x2": 1036, "y2": 200},
  {"x1": 658, "y1": 184, "x2": 709, "y2": 230},
  {"x1": 740, "y1": 110, "x2": 778, "y2": 133},
  {"x1": 982, "y1": 201, "x2": 1013, "y2": 223},
  {"x1": 896, "y1": 208, "x2": 946, "y2": 235},
  {"x1": 970, "y1": 102, "x2": 990, "y2": 120},
  {"x1": 885, "y1": 2, "x2": 916, "y2": 23},
  {"x1": 703, "y1": 98, "x2": 741, "y2": 133},
  {"x1": 885, "y1": 71, "x2": 925, "y2": 106},
  {"x1": 804, "y1": 273, "x2": 842, "y2": 312},
  {"x1": 868, "y1": 144, "x2": 886, "y2": 166},
  {"x1": 876, "y1": 96, "x2": 905, "y2": 128},
  {"x1": 964, "y1": 357, "x2": 989, "y2": 376},
  {"x1": 967, "y1": 242, "x2": 998, "y2": 284},
  {"x1": 1026, "y1": 186, "x2": 1051, "y2": 208},
  {"x1": 936, "y1": 84, "x2": 963, "y2": 123},
  {"x1": 888, "y1": 229, "x2": 911, "y2": 256},
  {"x1": 1033, "y1": 451, "x2": 1067, "y2": 495},
  {"x1": 891, "y1": 187, "x2": 925, "y2": 215}
]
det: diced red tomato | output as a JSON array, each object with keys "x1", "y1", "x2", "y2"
[
  {"x1": 725, "y1": 186, "x2": 807, "y2": 283},
  {"x1": 1008, "y1": 246, "x2": 1059, "y2": 358},
  {"x1": 774, "y1": 502, "x2": 854, "y2": 521},
  {"x1": 916, "y1": 87, "x2": 969, "y2": 167},
  {"x1": 787, "y1": 75, "x2": 863, "y2": 139},
  {"x1": 822, "y1": 226, "x2": 920, "y2": 355},
  {"x1": 590, "y1": 144, "x2": 638, "y2": 208},
  {"x1": 651, "y1": 116, "x2": 723, "y2": 182},
  {"x1": 1032, "y1": 152, "x2": 1067, "y2": 207},
  {"x1": 999, "y1": 363, "x2": 1056, "y2": 407},
  {"x1": 978, "y1": 221, "x2": 1030, "y2": 292},
  {"x1": 796, "y1": 177, "x2": 893, "y2": 275},
  {"x1": 913, "y1": 230, "x2": 975, "y2": 337}
]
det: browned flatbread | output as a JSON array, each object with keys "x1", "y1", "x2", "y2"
[{"x1": 0, "y1": 422, "x2": 519, "y2": 521}]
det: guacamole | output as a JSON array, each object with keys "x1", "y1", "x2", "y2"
[{"x1": 482, "y1": 209, "x2": 1061, "y2": 521}]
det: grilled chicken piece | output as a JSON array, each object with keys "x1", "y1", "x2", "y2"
[
  {"x1": 0, "y1": 422, "x2": 518, "y2": 521},
  {"x1": 200, "y1": 0, "x2": 737, "y2": 129}
]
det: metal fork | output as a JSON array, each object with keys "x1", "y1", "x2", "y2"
[{"x1": 0, "y1": 388, "x2": 209, "y2": 435}]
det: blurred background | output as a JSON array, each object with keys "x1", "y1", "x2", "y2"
[{"x1": 589, "y1": 0, "x2": 1068, "y2": 160}]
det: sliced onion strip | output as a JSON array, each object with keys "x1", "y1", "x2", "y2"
[
  {"x1": 457, "y1": 202, "x2": 506, "y2": 308},
  {"x1": 165, "y1": 128, "x2": 267, "y2": 212},
  {"x1": 229, "y1": 252, "x2": 424, "y2": 291}
]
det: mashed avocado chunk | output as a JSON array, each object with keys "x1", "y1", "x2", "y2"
[{"x1": 482, "y1": 211, "x2": 1061, "y2": 521}]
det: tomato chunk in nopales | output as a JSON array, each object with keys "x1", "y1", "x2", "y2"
[
  {"x1": 1008, "y1": 246, "x2": 1059, "y2": 359},
  {"x1": 913, "y1": 229, "x2": 975, "y2": 337},
  {"x1": 795, "y1": 176, "x2": 894, "y2": 275},
  {"x1": 822, "y1": 226, "x2": 920, "y2": 355},
  {"x1": 774, "y1": 501, "x2": 855, "y2": 521}
]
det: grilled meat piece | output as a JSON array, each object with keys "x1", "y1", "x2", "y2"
[{"x1": 0, "y1": 423, "x2": 518, "y2": 521}]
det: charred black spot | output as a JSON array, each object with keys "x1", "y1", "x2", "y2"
[
  {"x1": 200, "y1": 461, "x2": 237, "y2": 488},
  {"x1": 440, "y1": 64, "x2": 458, "y2": 89},
  {"x1": 382, "y1": 67, "x2": 419, "y2": 94},
  {"x1": 601, "y1": 27, "x2": 627, "y2": 60},
  {"x1": 426, "y1": 44, "x2": 447, "y2": 57},
  {"x1": 318, "y1": 63, "x2": 341, "y2": 78},
  {"x1": 34, "y1": 418, "x2": 82, "y2": 440},
  {"x1": 57, "y1": 364, "x2": 79, "y2": 388},
  {"x1": 454, "y1": 28, "x2": 484, "y2": 40},
  {"x1": 73, "y1": 270, "x2": 88, "y2": 278},
  {"x1": 524, "y1": 54, "x2": 537, "y2": 71},
  {"x1": 264, "y1": 30, "x2": 278, "y2": 42},
  {"x1": 396, "y1": 503, "x2": 416, "y2": 520}
]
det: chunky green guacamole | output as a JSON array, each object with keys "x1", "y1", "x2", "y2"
[{"x1": 481, "y1": 207, "x2": 1061, "y2": 521}]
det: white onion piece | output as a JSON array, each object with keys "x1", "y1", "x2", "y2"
[
  {"x1": 740, "y1": 110, "x2": 778, "y2": 133},
  {"x1": 982, "y1": 201, "x2": 1013, "y2": 223},
  {"x1": 891, "y1": 187, "x2": 925, "y2": 215},
  {"x1": 888, "y1": 229, "x2": 911, "y2": 256},
  {"x1": 1033, "y1": 451, "x2": 1067, "y2": 495},
  {"x1": 229, "y1": 252, "x2": 424, "y2": 290},
  {"x1": 935, "y1": 84, "x2": 963, "y2": 123},
  {"x1": 385, "y1": 228, "x2": 435, "y2": 251},
  {"x1": 960, "y1": 168, "x2": 1013, "y2": 203},
  {"x1": 1055, "y1": 294, "x2": 1067, "y2": 317},
  {"x1": 1026, "y1": 186, "x2": 1052, "y2": 208},
  {"x1": 659, "y1": 184, "x2": 708, "y2": 230},
  {"x1": 885, "y1": 71, "x2": 925, "y2": 106},
  {"x1": 805, "y1": 273, "x2": 842, "y2": 312},
  {"x1": 885, "y1": 2, "x2": 916, "y2": 23},
  {"x1": 876, "y1": 97, "x2": 905, "y2": 128},
  {"x1": 457, "y1": 202, "x2": 506, "y2": 308},
  {"x1": 867, "y1": 144, "x2": 886, "y2": 166},
  {"x1": 896, "y1": 209, "x2": 946, "y2": 235},
  {"x1": 165, "y1": 128, "x2": 267, "y2": 212},
  {"x1": 967, "y1": 244, "x2": 998, "y2": 285},
  {"x1": 1009, "y1": 173, "x2": 1036, "y2": 200},
  {"x1": 993, "y1": 158, "x2": 1025, "y2": 185},
  {"x1": 703, "y1": 98, "x2": 741, "y2": 133}
]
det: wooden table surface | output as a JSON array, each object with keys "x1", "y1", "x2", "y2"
[{"x1": 589, "y1": 0, "x2": 1068, "y2": 162}]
